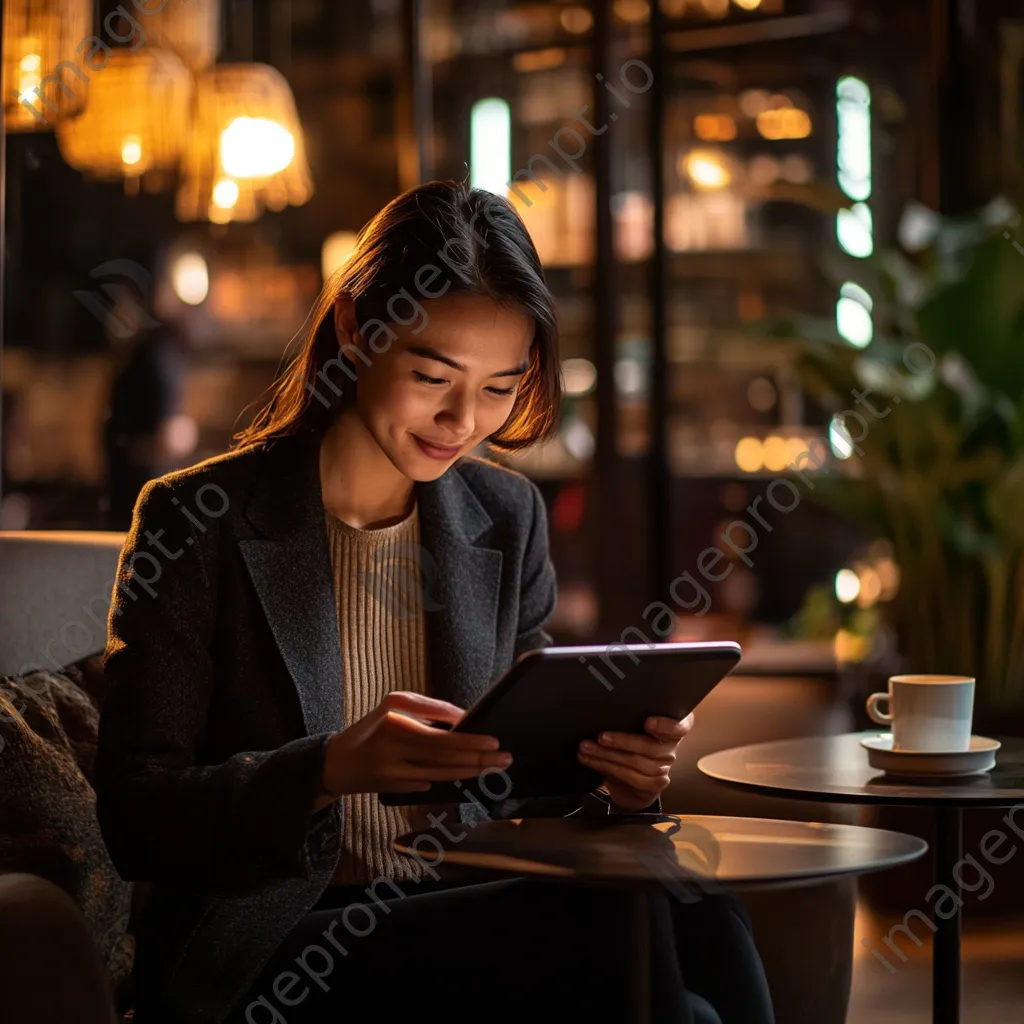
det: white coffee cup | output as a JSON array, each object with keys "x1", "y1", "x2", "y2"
[{"x1": 866, "y1": 675, "x2": 975, "y2": 752}]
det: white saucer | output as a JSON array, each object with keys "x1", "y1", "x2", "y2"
[{"x1": 860, "y1": 734, "x2": 1001, "y2": 777}]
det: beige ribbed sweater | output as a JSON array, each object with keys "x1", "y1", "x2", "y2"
[{"x1": 324, "y1": 498, "x2": 456, "y2": 885}]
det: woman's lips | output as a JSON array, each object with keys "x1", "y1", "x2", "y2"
[{"x1": 412, "y1": 434, "x2": 463, "y2": 460}]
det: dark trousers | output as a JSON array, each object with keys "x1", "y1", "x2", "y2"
[{"x1": 225, "y1": 876, "x2": 774, "y2": 1024}]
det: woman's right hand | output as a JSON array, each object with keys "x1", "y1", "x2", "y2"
[{"x1": 320, "y1": 691, "x2": 512, "y2": 798}]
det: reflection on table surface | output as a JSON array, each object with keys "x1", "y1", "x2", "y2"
[{"x1": 394, "y1": 814, "x2": 927, "y2": 888}]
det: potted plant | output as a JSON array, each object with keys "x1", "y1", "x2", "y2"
[{"x1": 764, "y1": 198, "x2": 1024, "y2": 728}]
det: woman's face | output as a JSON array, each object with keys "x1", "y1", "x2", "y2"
[{"x1": 335, "y1": 292, "x2": 534, "y2": 481}]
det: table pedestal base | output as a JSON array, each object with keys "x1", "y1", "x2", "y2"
[
  {"x1": 628, "y1": 888, "x2": 652, "y2": 1024},
  {"x1": 933, "y1": 807, "x2": 963, "y2": 1024}
]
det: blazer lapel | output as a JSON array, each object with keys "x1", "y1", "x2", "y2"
[
  {"x1": 238, "y1": 431, "x2": 344, "y2": 737},
  {"x1": 417, "y1": 468, "x2": 501, "y2": 710},
  {"x1": 237, "y1": 426, "x2": 504, "y2": 738}
]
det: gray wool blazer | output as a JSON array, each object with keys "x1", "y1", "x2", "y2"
[{"x1": 94, "y1": 425, "x2": 617, "y2": 1024}]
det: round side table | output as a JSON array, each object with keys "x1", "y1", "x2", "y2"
[
  {"x1": 698, "y1": 731, "x2": 1024, "y2": 1024},
  {"x1": 396, "y1": 812, "x2": 927, "y2": 1024}
]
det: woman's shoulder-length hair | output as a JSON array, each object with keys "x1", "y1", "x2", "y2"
[{"x1": 233, "y1": 180, "x2": 563, "y2": 455}]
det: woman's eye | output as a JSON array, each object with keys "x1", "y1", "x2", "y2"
[
  {"x1": 413, "y1": 370, "x2": 515, "y2": 397},
  {"x1": 412, "y1": 371, "x2": 446, "y2": 385}
]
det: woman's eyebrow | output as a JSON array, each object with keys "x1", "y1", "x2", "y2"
[{"x1": 406, "y1": 344, "x2": 528, "y2": 378}]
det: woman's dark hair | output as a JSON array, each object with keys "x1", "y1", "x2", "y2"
[{"x1": 233, "y1": 180, "x2": 562, "y2": 452}]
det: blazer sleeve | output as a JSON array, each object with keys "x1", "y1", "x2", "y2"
[{"x1": 94, "y1": 479, "x2": 333, "y2": 892}]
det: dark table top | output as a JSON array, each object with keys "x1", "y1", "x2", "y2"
[
  {"x1": 394, "y1": 814, "x2": 927, "y2": 890},
  {"x1": 698, "y1": 731, "x2": 1024, "y2": 806}
]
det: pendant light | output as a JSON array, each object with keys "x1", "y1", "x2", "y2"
[
  {"x1": 175, "y1": 62, "x2": 313, "y2": 224},
  {"x1": 55, "y1": 46, "x2": 192, "y2": 185},
  {"x1": 3, "y1": 0, "x2": 93, "y2": 133}
]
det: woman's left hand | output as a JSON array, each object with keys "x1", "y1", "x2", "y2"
[{"x1": 578, "y1": 713, "x2": 695, "y2": 812}]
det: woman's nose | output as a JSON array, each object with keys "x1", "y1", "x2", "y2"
[{"x1": 437, "y1": 393, "x2": 475, "y2": 439}]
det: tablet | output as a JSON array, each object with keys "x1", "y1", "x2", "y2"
[{"x1": 378, "y1": 640, "x2": 742, "y2": 806}]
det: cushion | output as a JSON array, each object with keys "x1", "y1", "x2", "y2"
[{"x1": 0, "y1": 662, "x2": 134, "y2": 991}]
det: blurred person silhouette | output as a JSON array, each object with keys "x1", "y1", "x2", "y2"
[{"x1": 102, "y1": 296, "x2": 187, "y2": 531}]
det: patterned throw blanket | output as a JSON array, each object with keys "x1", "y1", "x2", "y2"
[{"x1": 0, "y1": 658, "x2": 134, "y2": 991}]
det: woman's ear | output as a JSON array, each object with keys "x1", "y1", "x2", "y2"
[{"x1": 333, "y1": 292, "x2": 363, "y2": 353}]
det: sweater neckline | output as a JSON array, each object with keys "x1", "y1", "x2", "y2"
[{"x1": 323, "y1": 498, "x2": 419, "y2": 537}]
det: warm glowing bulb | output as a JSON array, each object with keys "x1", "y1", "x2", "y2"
[
  {"x1": 694, "y1": 113, "x2": 737, "y2": 141},
  {"x1": 734, "y1": 437, "x2": 763, "y2": 472},
  {"x1": 121, "y1": 135, "x2": 143, "y2": 167},
  {"x1": 835, "y1": 568, "x2": 860, "y2": 603},
  {"x1": 756, "y1": 107, "x2": 812, "y2": 140},
  {"x1": 684, "y1": 150, "x2": 731, "y2": 189},
  {"x1": 212, "y1": 178, "x2": 240, "y2": 209},
  {"x1": 18, "y1": 55, "x2": 41, "y2": 102},
  {"x1": 761, "y1": 435, "x2": 790, "y2": 472},
  {"x1": 220, "y1": 117, "x2": 295, "y2": 178},
  {"x1": 170, "y1": 252, "x2": 210, "y2": 305},
  {"x1": 733, "y1": 0, "x2": 762, "y2": 8},
  {"x1": 17, "y1": 44, "x2": 42, "y2": 101}
]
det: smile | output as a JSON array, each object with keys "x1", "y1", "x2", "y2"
[{"x1": 412, "y1": 434, "x2": 465, "y2": 460}]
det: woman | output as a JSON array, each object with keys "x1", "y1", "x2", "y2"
[{"x1": 94, "y1": 181, "x2": 773, "y2": 1024}]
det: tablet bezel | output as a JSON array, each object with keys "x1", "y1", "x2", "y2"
[{"x1": 458, "y1": 640, "x2": 741, "y2": 731}]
